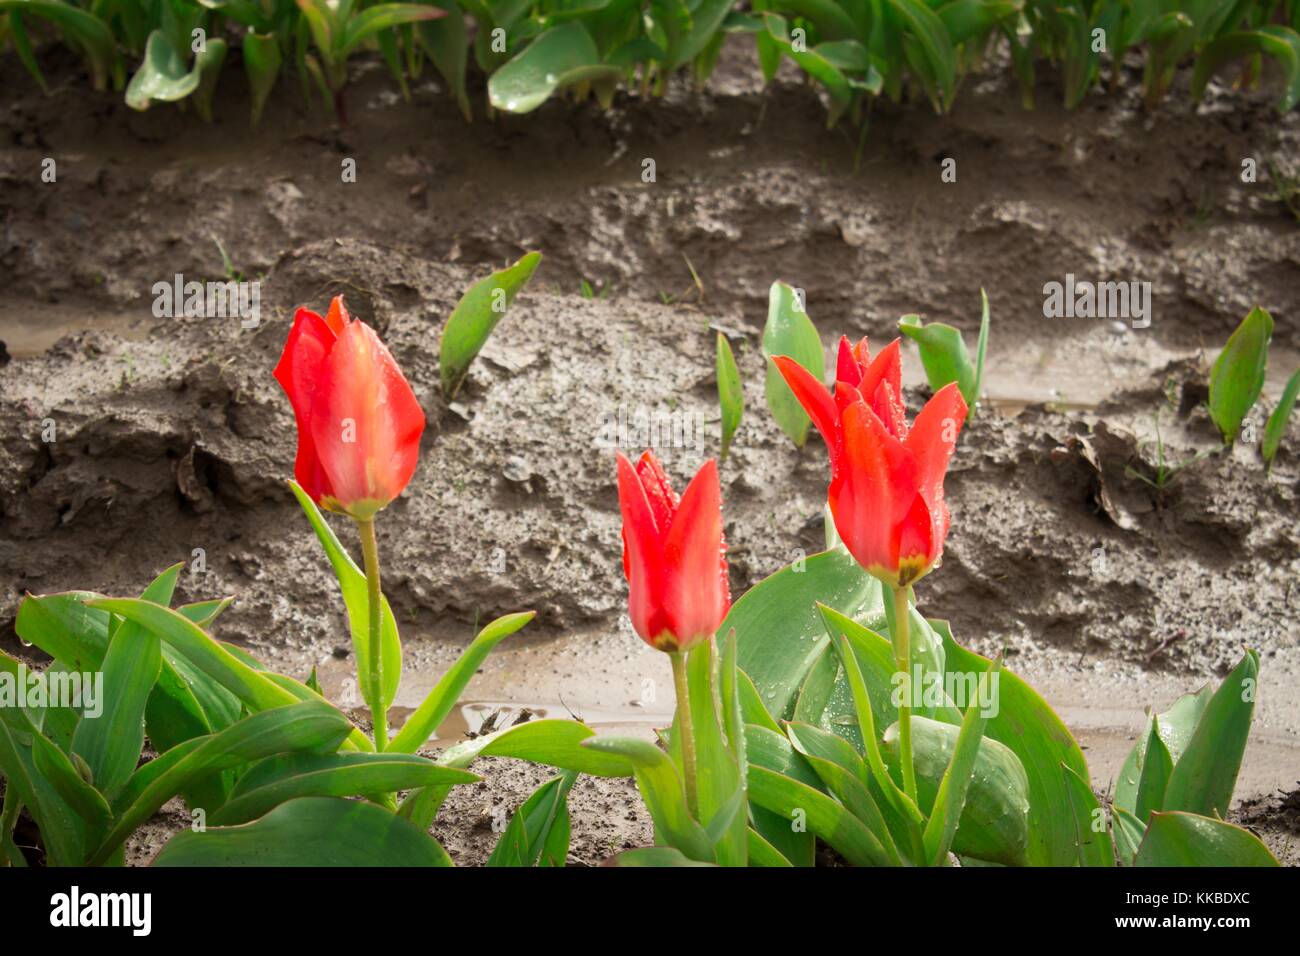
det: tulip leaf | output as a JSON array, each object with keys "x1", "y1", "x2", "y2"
[
  {"x1": 0, "y1": 699, "x2": 89, "y2": 865},
  {"x1": 1192, "y1": 27, "x2": 1300, "y2": 112},
  {"x1": 582, "y1": 736, "x2": 714, "y2": 861},
  {"x1": 210, "y1": 751, "x2": 478, "y2": 826},
  {"x1": 126, "y1": 30, "x2": 204, "y2": 110},
  {"x1": 716, "y1": 331, "x2": 744, "y2": 460},
  {"x1": 1209, "y1": 306, "x2": 1273, "y2": 445},
  {"x1": 487, "y1": 770, "x2": 576, "y2": 867},
  {"x1": 155, "y1": 796, "x2": 453, "y2": 866},
  {"x1": 1111, "y1": 804, "x2": 1146, "y2": 865},
  {"x1": 340, "y1": 4, "x2": 445, "y2": 55},
  {"x1": 243, "y1": 31, "x2": 282, "y2": 127},
  {"x1": 762, "y1": 280, "x2": 826, "y2": 448},
  {"x1": 387, "y1": 611, "x2": 535, "y2": 753},
  {"x1": 727, "y1": 547, "x2": 883, "y2": 723},
  {"x1": 487, "y1": 23, "x2": 623, "y2": 114},
  {"x1": 934, "y1": 620, "x2": 1097, "y2": 866},
  {"x1": 678, "y1": 640, "x2": 746, "y2": 865},
  {"x1": 898, "y1": 315, "x2": 978, "y2": 406},
  {"x1": 1134, "y1": 717, "x2": 1173, "y2": 821},
  {"x1": 1262, "y1": 368, "x2": 1300, "y2": 468},
  {"x1": 95, "y1": 701, "x2": 352, "y2": 864},
  {"x1": 439, "y1": 252, "x2": 542, "y2": 398},
  {"x1": 1162, "y1": 649, "x2": 1258, "y2": 819},
  {"x1": 604, "y1": 846, "x2": 716, "y2": 867},
  {"x1": 191, "y1": 37, "x2": 228, "y2": 123},
  {"x1": 399, "y1": 719, "x2": 634, "y2": 829},
  {"x1": 1115, "y1": 683, "x2": 1212, "y2": 816},
  {"x1": 288, "y1": 480, "x2": 402, "y2": 715},
  {"x1": 0, "y1": 0, "x2": 120, "y2": 91},
  {"x1": 70, "y1": 567, "x2": 174, "y2": 800},
  {"x1": 883, "y1": 710, "x2": 1030, "y2": 866},
  {"x1": 1134, "y1": 811, "x2": 1279, "y2": 867},
  {"x1": 1062, "y1": 762, "x2": 1114, "y2": 867},
  {"x1": 418, "y1": 1, "x2": 470, "y2": 121},
  {"x1": 748, "y1": 764, "x2": 892, "y2": 866},
  {"x1": 743, "y1": 723, "x2": 821, "y2": 865}
]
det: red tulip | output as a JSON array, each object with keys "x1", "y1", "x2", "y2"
[
  {"x1": 773, "y1": 336, "x2": 966, "y2": 588},
  {"x1": 616, "y1": 451, "x2": 730, "y2": 653},
  {"x1": 274, "y1": 295, "x2": 426, "y2": 520}
]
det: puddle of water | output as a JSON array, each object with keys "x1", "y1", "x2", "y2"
[{"x1": 1, "y1": 303, "x2": 150, "y2": 358}]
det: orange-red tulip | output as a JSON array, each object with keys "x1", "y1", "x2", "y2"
[
  {"x1": 774, "y1": 336, "x2": 966, "y2": 588},
  {"x1": 274, "y1": 296, "x2": 425, "y2": 520},
  {"x1": 616, "y1": 451, "x2": 730, "y2": 653}
]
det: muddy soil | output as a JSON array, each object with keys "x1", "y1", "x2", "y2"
[{"x1": 2, "y1": 39, "x2": 1299, "y2": 865}]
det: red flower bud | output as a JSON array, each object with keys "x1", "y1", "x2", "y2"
[
  {"x1": 274, "y1": 296, "x2": 425, "y2": 520},
  {"x1": 616, "y1": 451, "x2": 730, "y2": 653},
  {"x1": 774, "y1": 336, "x2": 966, "y2": 588}
]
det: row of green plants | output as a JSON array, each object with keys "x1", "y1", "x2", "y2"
[
  {"x1": 1, "y1": 255, "x2": 1287, "y2": 866},
  {"x1": 4, "y1": 0, "x2": 1300, "y2": 127}
]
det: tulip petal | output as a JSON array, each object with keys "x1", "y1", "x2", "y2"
[
  {"x1": 894, "y1": 492, "x2": 937, "y2": 586},
  {"x1": 661, "y1": 459, "x2": 729, "y2": 648},
  {"x1": 324, "y1": 295, "x2": 350, "y2": 335},
  {"x1": 871, "y1": 378, "x2": 909, "y2": 441},
  {"x1": 856, "y1": 337, "x2": 902, "y2": 410},
  {"x1": 836, "y1": 335, "x2": 864, "y2": 388},
  {"x1": 772, "y1": 354, "x2": 840, "y2": 455},
  {"x1": 833, "y1": 399, "x2": 919, "y2": 576},
  {"x1": 273, "y1": 308, "x2": 339, "y2": 503},
  {"x1": 308, "y1": 321, "x2": 425, "y2": 519},
  {"x1": 616, "y1": 452, "x2": 671, "y2": 645},
  {"x1": 634, "y1": 450, "x2": 679, "y2": 537}
]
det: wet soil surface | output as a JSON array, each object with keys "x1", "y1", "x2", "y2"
[{"x1": 2, "y1": 40, "x2": 1299, "y2": 864}]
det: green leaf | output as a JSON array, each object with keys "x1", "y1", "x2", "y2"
[
  {"x1": 487, "y1": 770, "x2": 576, "y2": 867},
  {"x1": 1134, "y1": 717, "x2": 1173, "y2": 821},
  {"x1": 1162, "y1": 649, "x2": 1258, "y2": 818},
  {"x1": 0, "y1": 0, "x2": 120, "y2": 91},
  {"x1": 71, "y1": 567, "x2": 174, "y2": 799},
  {"x1": 243, "y1": 31, "x2": 282, "y2": 127},
  {"x1": 678, "y1": 641, "x2": 746, "y2": 865},
  {"x1": 898, "y1": 313, "x2": 979, "y2": 409},
  {"x1": 727, "y1": 547, "x2": 883, "y2": 723},
  {"x1": 126, "y1": 30, "x2": 203, "y2": 110},
  {"x1": 935, "y1": 621, "x2": 1096, "y2": 866},
  {"x1": 916, "y1": 658, "x2": 1008, "y2": 865},
  {"x1": 762, "y1": 280, "x2": 826, "y2": 447},
  {"x1": 487, "y1": 23, "x2": 623, "y2": 114},
  {"x1": 1111, "y1": 804, "x2": 1145, "y2": 865},
  {"x1": 883, "y1": 710, "x2": 1030, "y2": 866},
  {"x1": 191, "y1": 37, "x2": 227, "y2": 122},
  {"x1": 716, "y1": 331, "x2": 744, "y2": 460},
  {"x1": 1062, "y1": 763, "x2": 1114, "y2": 867},
  {"x1": 155, "y1": 796, "x2": 453, "y2": 866},
  {"x1": 287, "y1": 480, "x2": 401, "y2": 715},
  {"x1": 399, "y1": 719, "x2": 633, "y2": 829},
  {"x1": 760, "y1": 15, "x2": 854, "y2": 126},
  {"x1": 31, "y1": 733, "x2": 112, "y2": 846},
  {"x1": 438, "y1": 252, "x2": 542, "y2": 398},
  {"x1": 972, "y1": 288, "x2": 990, "y2": 418},
  {"x1": 1134, "y1": 811, "x2": 1279, "y2": 867},
  {"x1": 340, "y1": 3, "x2": 444, "y2": 55},
  {"x1": 93, "y1": 701, "x2": 353, "y2": 865},
  {"x1": 211, "y1": 751, "x2": 478, "y2": 826},
  {"x1": 387, "y1": 611, "x2": 535, "y2": 753},
  {"x1": 583, "y1": 736, "x2": 714, "y2": 861},
  {"x1": 887, "y1": 0, "x2": 958, "y2": 109},
  {"x1": 1209, "y1": 306, "x2": 1273, "y2": 445},
  {"x1": 604, "y1": 846, "x2": 715, "y2": 866},
  {"x1": 748, "y1": 765, "x2": 892, "y2": 866},
  {"x1": 1192, "y1": 27, "x2": 1300, "y2": 112},
  {"x1": 1262, "y1": 368, "x2": 1300, "y2": 467},
  {"x1": 418, "y1": 0, "x2": 470, "y2": 121},
  {"x1": 1115, "y1": 684, "x2": 1213, "y2": 816}
]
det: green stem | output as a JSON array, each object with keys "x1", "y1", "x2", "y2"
[
  {"x1": 357, "y1": 517, "x2": 387, "y2": 752},
  {"x1": 670, "y1": 651, "x2": 699, "y2": 819},
  {"x1": 891, "y1": 585, "x2": 918, "y2": 804}
]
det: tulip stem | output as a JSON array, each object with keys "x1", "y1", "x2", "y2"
[
  {"x1": 670, "y1": 651, "x2": 699, "y2": 819},
  {"x1": 357, "y1": 517, "x2": 387, "y2": 752},
  {"x1": 891, "y1": 585, "x2": 918, "y2": 805}
]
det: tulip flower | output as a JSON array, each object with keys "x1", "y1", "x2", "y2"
[
  {"x1": 274, "y1": 295, "x2": 426, "y2": 521},
  {"x1": 772, "y1": 336, "x2": 966, "y2": 590},
  {"x1": 616, "y1": 451, "x2": 730, "y2": 653},
  {"x1": 616, "y1": 450, "x2": 730, "y2": 818},
  {"x1": 773, "y1": 335, "x2": 967, "y2": 804},
  {"x1": 275, "y1": 295, "x2": 425, "y2": 750}
]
